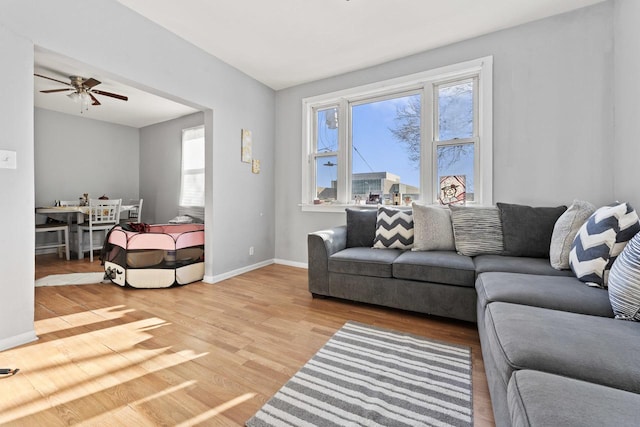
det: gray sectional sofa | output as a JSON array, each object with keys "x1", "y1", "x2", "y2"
[{"x1": 307, "y1": 202, "x2": 640, "y2": 426}]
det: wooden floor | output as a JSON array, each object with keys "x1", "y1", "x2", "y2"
[{"x1": 0, "y1": 254, "x2": 495, "y2": 426}]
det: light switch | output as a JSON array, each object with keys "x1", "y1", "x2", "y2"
[{"x1": 0, "y1": 150, "x2": 16, "y2": 169}]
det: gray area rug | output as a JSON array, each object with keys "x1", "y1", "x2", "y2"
[{"x1": 246, "y1": 321, "x2": 472, "y2": 427}]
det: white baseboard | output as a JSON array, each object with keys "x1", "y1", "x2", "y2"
[
  {"x1": 274, "y1": 259, "x2": 308, "y2": 269},
  {"x1": 0, "y1": 330, "x2": 38, "y2": 352},
  {"x1": 204, "y1": 259, "x2": 275, "y2": 284},
  {"x1": 202, "y1": 258, "x2": 308, "y2": 284}
]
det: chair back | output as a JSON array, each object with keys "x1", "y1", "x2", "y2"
[
  {"x1": 89, "y1": 199, "x2": 122, "y2": 226},
  {"x1": 128, "y1": 198, "x2": 143, "y2": 222}
]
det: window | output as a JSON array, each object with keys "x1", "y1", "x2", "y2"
[
  {"x1": 179, "y1": 125, "x2": 205, "y2": 207},
  {"x1": 302, "y1": 57, "x2": 492, "y2": 211}
]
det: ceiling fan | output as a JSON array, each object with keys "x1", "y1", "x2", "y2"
[{"x1": 34, "y1": 73, "x2": 128, "y2": 108}]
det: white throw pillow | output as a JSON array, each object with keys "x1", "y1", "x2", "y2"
[
  {"x1": 549, "y1": 200, "x2": 595, "y2": 270},
  {"x1": 411, "y1": 203, "x2": 455, "y2": 251}
]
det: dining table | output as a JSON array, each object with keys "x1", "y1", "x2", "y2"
[{"x1": 35, "y1": 205, "x2": 136, "y2": 226}]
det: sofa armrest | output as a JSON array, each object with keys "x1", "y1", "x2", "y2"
[{"x1": 307, "y1": 225, "x2": 347, "y2": 296}]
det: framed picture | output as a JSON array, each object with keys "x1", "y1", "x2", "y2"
[
  {"x1": 241, "y1": 129, "x2": 252, "y2": 163},
  {"x1": 439, "y1": 175, "x2": 466, "y2": 206}
]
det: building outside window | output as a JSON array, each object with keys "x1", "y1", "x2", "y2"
[{"x1": 301, "y1": 57, "x2": 492, "y2": 211}]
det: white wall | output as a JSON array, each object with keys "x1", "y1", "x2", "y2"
[
  {"x1": 34, "y1": 108, "x2": 140, "y2": 207},
  {"x1": 0, "y1": 0, "x2": 275, "y2": 349},
  {"x1": 613, "y1": 0, "x2": 640, "y2": 209},
  {"x1": 139, "y1": 112, "x2": 204, "y2": 224},
  {"x1": 274, "y1": 2, "x2": 615, "y2": 264}
]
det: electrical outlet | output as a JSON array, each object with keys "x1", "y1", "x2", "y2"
[{"x1": 249, "y1": 246, "x2": 254, "y2": 256}]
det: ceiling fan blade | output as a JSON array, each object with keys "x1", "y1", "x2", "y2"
[
  {"x1": 91, "y1": 89, "x2": 128, "y2": 101},
  {"x1": 89, "y1": 93, "x2": 101, "y2": 106},
  {"x1": 34, "y1": 73, "x2": 72, "y2": 86},
  {"x1": 40, "y1": 88, "x2": 73, "y2": 93},
  {"x1": 83, "y1": 78, "x2": 101, "y2": 89}
]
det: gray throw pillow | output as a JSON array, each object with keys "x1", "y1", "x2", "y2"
[
  {"x1": 411, "y1": 203, "x2": 455, "y2": 251},
  {"x1": 450, "y1": 205, "x2": 504, "y2": 256},
  {"x1": 608, "y1": 231, "x2": 640, "y2": 321},
  {"x1": 346, "y1": 208, "x2": 378, "y2": 247},
  {"x1": 497, "y1": 202, "x2": 567, "y2": 258},
  {"x1": 550, "y1": 200, "x2": 596, "y2": 270}
]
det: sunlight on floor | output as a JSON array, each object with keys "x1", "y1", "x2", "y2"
[{"x1": 0, "y1": 309, "x2": 210, "y2": 424}]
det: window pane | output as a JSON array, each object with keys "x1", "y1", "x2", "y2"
[
  {"x1": 316, "y1": 107, "x2": 339, "y2": 153},
  {"x1": 438, "y1": 81, "x2": 474, "y2": 140},
  {"x1": 180, "y1": 125, "x2": 205, "y2": 207},
  {"x1": 315, "y1": 155, "x2": 337, "y2": 201},
  {"x1": 437, "y1": 143, "x2": 474, "y2": 202},
  {"x1": 352, "y1": 94, "x2": 421, "y2": 204}
]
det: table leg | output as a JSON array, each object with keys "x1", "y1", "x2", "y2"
[{"x1": 77, "y1": 227, "x2": 84, "y2": 260}]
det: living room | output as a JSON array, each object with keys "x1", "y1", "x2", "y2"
[{"x1": 2, "y1": 0, "x2": 640, "y2": 425}]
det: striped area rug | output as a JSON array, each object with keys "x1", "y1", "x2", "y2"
[{"x1": 246, "y1": 321, "x2": 472, "y2": 427}]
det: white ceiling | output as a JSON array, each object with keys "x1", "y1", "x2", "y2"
[
  {"x1": 34, "y1": 49, "x2": 199, "y2": 128},
  {"x1": 117, "y1": 0, "x2": 606, "y2": 90},
  {"x1": 35, "y1": 0, "x2": 606, "y2": 128}
]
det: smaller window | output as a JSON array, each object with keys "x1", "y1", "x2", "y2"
[
  {"x1": 180, "y1": 126, "x2": 205, "y2": 207},
  {"x1": 312, "y1": 106, "x2": 340, "y2": 202}
]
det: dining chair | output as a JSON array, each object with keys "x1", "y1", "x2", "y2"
[
  {"x1": 77, "y1": 198, "x2": 122, "y2": 262},
  {"x1": 128, "y1": 198, "x2": 143, "y2": 222},
  {"x1": 35, "y1": 222, "x2": 70, "y2": 261}
]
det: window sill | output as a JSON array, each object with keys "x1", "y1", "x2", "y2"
[{"x1": 299, "y1": 203, "x2": 411, "y2": 213}]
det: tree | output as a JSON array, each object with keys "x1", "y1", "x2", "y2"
[{"x1": 389, "y1": 84, "x2": 473, "y2": 169}]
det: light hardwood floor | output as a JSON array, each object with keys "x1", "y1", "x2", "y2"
[{"x1": 0, "y1": 255, "x2": 494, "y2": 426}]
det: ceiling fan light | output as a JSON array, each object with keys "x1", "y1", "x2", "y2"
[{"x1": 67, "y1": 92, "x2": 80, "y2": 102}]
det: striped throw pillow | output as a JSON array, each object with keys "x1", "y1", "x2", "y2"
[
  {"x1": 372, "y1": 206, "x2": 414, "y2": 250},
  {"x1": 608, "y1": 231, "x2": 640, "y2": 320},
  {"x1": 450, "y1": 205, "x2": 504, "y2": 256}
]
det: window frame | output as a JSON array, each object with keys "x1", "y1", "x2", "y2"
[{"x1": 301, "y1": 56, "x2": 493, "y2": 212}]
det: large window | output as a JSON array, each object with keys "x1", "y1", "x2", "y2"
[
  {"x1": 179, "y1": 125, "x2": 205, "y2": 207},
  {"x1": 302, "y1": 57, "x2": 492, "y2": 211}
]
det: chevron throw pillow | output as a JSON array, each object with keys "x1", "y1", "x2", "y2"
[
  {"x1": 569, "y1": 202, "x2": 640, "y2": 288},
  {"x1": 372, "y1": 206, "x2": 414, "y2": 249}
]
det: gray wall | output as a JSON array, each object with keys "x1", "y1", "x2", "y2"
[
  {"x1": 0, "y1": 22, "x2": 36, "y2": 350},
  {"x1": 34, "y1": 108, "x2": 140, "y2": 208},
  {"x1": 0, "y1": 0, "x2": 275, "y2": 349},
  {"x1": 139, "y1": 112, "x2": 204, "y2": 224},
  {"x1": 614, "y1": 0, "x2": 640, "y2": 209},
  {"x1": 274, "y1": 2, "x2": 615, "y2": 264}
]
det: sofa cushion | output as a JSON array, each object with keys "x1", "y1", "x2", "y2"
[
  {"x1": 372, "y1": 206, "x2": 414, "y2": 250},
  {"x1": 549, "y1": 200, "x2": 596, "y2": 270},
  {"x1": 570, "y1": 202, "x2": 640, "y2": 288},
  {"x1": 497, "y1": 202, "x2": 567, "y2": 258},
  {"x1": 328, "y1": 247, "x2": 402, "y2": 278},
  {"x1": 473, "y1": 254, "x2": 574, "y2": 277},
  {"x1": 476, "y1": 272, "x2": 613, "y2": 317},
  {"x1": 345, "y1": 208, "x2": 377, "y2": 248},
  {"x1": 608, "y1": 231, "x2": 640, "y2": 320},
  {"x1": 484, "y1": 302, "x2": 640, "y2": 395},
  {"x1": 508, "y1": 370, "x2": 640, "y2": 427},
  {"x1": 393, "y1": 251, "x2": 475, "y2": 287},
  {"x1": 411, "y1": 203, "x2": 455, "y2": 251},
  {"x1": 450, "y1": 205, "x2": 504, "y2": 256}
]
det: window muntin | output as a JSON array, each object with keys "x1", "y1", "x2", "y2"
[
  {"x1": 179, "y1": 125, "x2": 205, "y2": 207},
  {"x1": 302, "y1": 57, "x2": 492, "y2": 209}
]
